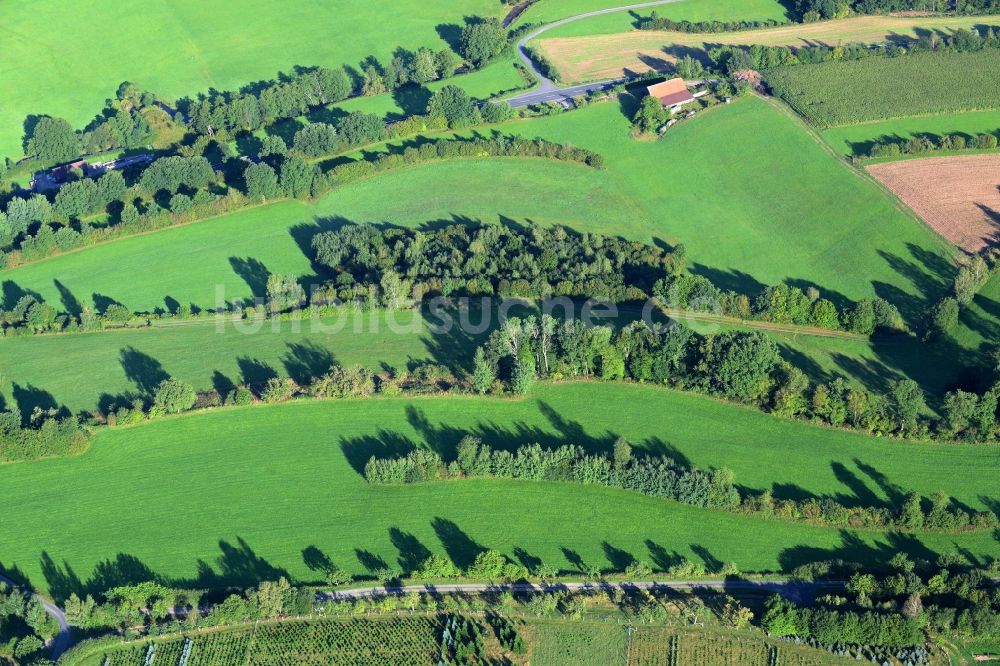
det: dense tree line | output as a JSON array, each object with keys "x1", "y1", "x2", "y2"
[
  {"x1": 474, "y1": 314, "x2": 999, "y2": 442},
  {"x1": 311, "y1": 220, "x2": 669, "y2": 304},
  {"x1": 636, "y1": 13, "x2": 785, "y2": 32},
  {"x1": 366, "y1": 435, "x2": 741, "y2": 509},
  {"x1": 710, "y1": 24, "x2": 1000, "y2": 79},
  {"x1": 868, "y1": 131, "x2": 999, "y2": 158},
  {"x1": 0, "y1": 134, "x2": 541, "y2": 270},
  {"x1": 765, "y1": 553, "x2": 1000, "y2": 654},
  {"x1": 310, "y1": 220, "x2": 894, "y2": 334},
  {"x1": 365, "y1": 434, "x2": 991, "y2": 532},
  {"x1": 794, "y1": 0, "x2": 1000, "y2": 22},
  {"x1": 182, "y1": 18, "x2": 506, "y2": 139},
  {"x1": 0, "y1": 581, "x2": 58, "y2": 662}
]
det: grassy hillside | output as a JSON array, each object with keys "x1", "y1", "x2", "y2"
[
  {"x1": 821, "y1": 110, "x2": 1000, "y2": 156},
  {"x1": 0, "y1": 384, "x2": 996, "y2": 597},
  {"x1": 0, "y1": 99, "x2": 955, "y2": 318},
  {"x1": 0, "y1": 0, "x2": 499, "y2": 157},
  {"x1": 768, "y1": 49, "x2": 1000, "y2": 128}
]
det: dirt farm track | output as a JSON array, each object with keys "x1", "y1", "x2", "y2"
[{"x1": 867, "y1": 153, "x2": 1000, "y2": 252}]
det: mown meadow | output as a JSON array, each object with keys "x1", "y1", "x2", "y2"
[
  {"x1": 1, "y1": 383, "x2": 996, "y2": 598},
  {"x1": 0, "y1": 0, "x2": 503, "y2": 157}
]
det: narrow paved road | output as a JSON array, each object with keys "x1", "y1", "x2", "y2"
[
  {"x1": 0, "y1": 574, "x2": 72, "y2": 659},
  {"x1": 508, "y1": 0, "x2": 685, "y2": 107},
  {"x1": 320, "y1": 579, "x2": 844, "y2": 605}
]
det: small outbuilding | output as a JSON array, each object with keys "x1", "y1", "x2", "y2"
[{"x1": 646, "y1": 78, "x2": 695, "y2": 114}]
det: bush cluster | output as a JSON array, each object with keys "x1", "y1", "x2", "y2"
[
  {"x1": 868, "y1": 131, "x2": 999, "y2": 158},
  {"x1": 0, "y1": 407, "x2": 89, "y2": 463}
]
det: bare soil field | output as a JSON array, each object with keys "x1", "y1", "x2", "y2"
[
  {"x1": 536, "y1": 15, "x2": 997, "y2": 82},
  {"x1": 868, "y1": 154, "x2": 1000, "y2": 252}
]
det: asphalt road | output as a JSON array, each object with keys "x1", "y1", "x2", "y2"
[{"x1": 508, "y1": 0, "x2": 685, "y2": 107}]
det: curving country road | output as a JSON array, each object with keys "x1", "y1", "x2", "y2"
[
  {"x1": 0, "y1": 573, "x2": 73, "y2": 659},
  {"x1": 508, "y1": 0, "x2": 685, "y2": 107}
]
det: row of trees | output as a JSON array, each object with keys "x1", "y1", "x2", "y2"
[
  {"x1": 182, "y1": 17, "x2": 507, "y2": 139},
  {"x1": 366, "y1": 431, "x2": 991, "y2": 533},
  {"x1": 868, "y1": 131, "x2": 999, "y2": 158},
  {"x1": 636, "y1": 13, "x2": 784, "y2": 32},
  {"x1": 64, "y1": 578, "x2": 311, "y2": 634},
  {"x1": 794, "y1": 0, "x2": 1000, "y2": 22},
  {"x1": 474, "y1": 315, "x2": 1000, "y2": 442},
  {"x1": 711, "y1": 24, "x2": 1000, "y2": 77},
  {"x1": 24, "y1": 109, "x2": 149, "y2": 165}
]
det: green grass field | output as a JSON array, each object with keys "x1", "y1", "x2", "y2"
[
  {"x1": 0, "y1": 383, "x2": 996, "y2": 597},
  {"x1": 954, "y1": 273, "x2": 1000, "y2": 355},
  {"x1": 0, "y1": 312, "x2": 458, "y2": 414},
  {"x1": 821, "y1": 110, "x2": 1000, "y2": 156},
  {"x1": 528, "y1": 0, "x2": 790, "y2": 38},
  {"x1": 767, "y1": 49, "x2": 1000, "y2": 128},
  {"x1": 0, "y1": 0, "x2": 501, "y2": 158},
  {"x1": 0, "y1": 98, "x2": 956, "y2": 320}
]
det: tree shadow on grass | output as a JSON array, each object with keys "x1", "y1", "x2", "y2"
[
  {"x1": 432, "y1": 518, "x2": 483, "y2": 570},
  {"x1": 777, "y1": 530, "x2": 940, "y2": 573},
  {"x1": 1, "y1": 280, "x2": 43, "y2": 311},
  {"x1": 10, "y1": 383, "x2": 64, "y2": 425},
  {"x1": 282, "y1": 341, "x2": 336, "y2": 385},
  {"x1": 389, "y1": 528, "x2": 432, "y2": 575},
  {"x1": 236, "y1": 357, "x2": 278, "y2": 391},
  {"x1": 229, "y1": 257, "x2": 269, "y2": 300},
  {"x1": 120, "y1": 347, "x2": 169, "y2": 397}
]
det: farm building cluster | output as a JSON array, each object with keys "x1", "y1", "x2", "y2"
[{"x1": 31, "y1": 153, "x2": 152, "y2": 192}]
